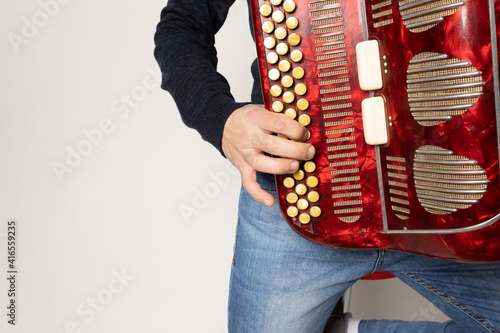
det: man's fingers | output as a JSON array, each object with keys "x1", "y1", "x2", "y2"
[
  {"x1": 255, "y1": 134, "x2": 315, "y2": 161},
  {"x1": 260, "y1": 112, "x2": 310, "y2": 142},
  {"x1": 240, "y1": 166, "x2": 275, "y2": 207},
  {"x1": 245, "y1": 152, "x2": 303, "y2": 175},
  {"x1": 222, "y1": 104, "x2": 317, "y2": 207}
]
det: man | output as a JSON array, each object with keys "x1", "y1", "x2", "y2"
[{"x1": 154, "y1": 0, "x2": 500, "y2": 332}]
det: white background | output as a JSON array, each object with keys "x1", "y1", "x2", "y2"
[{"x1": 0, "y1": 0, "x2": 448, "y2": 332}]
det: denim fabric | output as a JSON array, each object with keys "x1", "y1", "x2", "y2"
[{"x1": 228, "y1": 174, "x2": 500, "y2": 332}]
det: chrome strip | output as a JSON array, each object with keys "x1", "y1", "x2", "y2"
[
  {"x1": 413, "y1": 116, "x2": 452, "y2": 121},
  {"x1": 376, "y1": 146, "x2": 388, "y2": 232},
  {"x1": 406, "y1": 17, "x2": 444, "y2": 29},
  {"x1": 415, "y1": 185, "x2": 488, "y2": 194},
  {"x1": 407, "y1": 61, "x2": 471, "y2": 74},
  {"x1": 409, "y1": 54, "x2": 448, "y2": 64},
  {"x1": 414, "y1": 176, "x2": 489, "y2": 185},
  {"x1": 413, "y1": 158, "x2": 477, "y2": 165},
  {"x1": 408, "y1": 92, "x2": 483, "y2": 102},
  {"x1": 417, "y1": 194, "x2": 478, "y2": 204},
  {"x1": 413, "y1": 167, "x2": 486, "y2": 175},
  {"x1": 385, "y1": 213, "x2": 500, "y2": 234},
  {"x1": 407, "y1": 81, "x2": 485, "y2": 93},
  {"x1": 415, "y1": 149, "x2": 453, "y2": 154},
  {"x1": 407, "y1": 71, "x2": 482, "y2": 84},
  {"x1": 421, "y1": 203, "x2": 458, "y2": 212},
  {"x1": 411, "y1": 104, "x2": 474, "y2": 112},
  {"x1": 402, "y1": 2, "x2": 465, "y2": 20}
]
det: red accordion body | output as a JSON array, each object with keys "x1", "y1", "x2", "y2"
[{"x1": 250, "y1": 0, "x2": 500, "y2": 262}]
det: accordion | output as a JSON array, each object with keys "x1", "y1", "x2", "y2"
[{"x1": 250, "y1": 0, "x2": 500, "y2": 262}]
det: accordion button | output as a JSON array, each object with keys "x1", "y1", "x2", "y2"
[
  {"x1": 356, "y1": 40, "x2": 383, "y2": 91},
  {"x1": 297, "y1": 98, "x2": 309, "y2": 111},
  {"x1": 268, "y1": 68, "x2": 280, "y2": 81},
  {"x1": 296, "y1": 184, "x2": 307, "y2": 196},
  {"x1": 283, "y1": 91, "x2": 295, "y2": 104},
  {"x1": 283, "y1": 177, "x2": 295, "y2": 188},
  {"x1": 266, "y1": 52, "x2": 279, "y2": 64},
  {"x1": 286, "y1": 17, "x2": 299, "y2": 30},
  {"x1": 298, "y1": 114, "x2": 311, "y2": 126},
  {"x1": 286, "y1": 192, "x2": 299, "y2": 204},
  {"x1": 271, "y1": 0, "x2": 283, "y2": 5},
  {"x1": 285, "y1": 108, "x2": 297, "y2": 119},
  {"x1": 272, "y1": 10, "x2": 285, "y2": 23},
  {"x1": 259, "y1": 4, "x2": 272, "y2": 17},
  {"x1": 299, "y1": 213, "x2": 311, "y2": 224},
  {"x1": 293, "y1": 169, "x2": 305, "y2": 181},
  {"x1": 287, "y1": 206, "x2": 299, "y2": 218},
  {"x1": 361, "y1": 96, "x2": 388, "y2": 145},
  {"x1": 308, "y1": 191, "x2": 320, "y2": 203},
  {"x1": 295, "y1": 83, "x2": 307, "y2": 96},
  {"x1": 282, "y1": 75, "x2": 294, "y2": 88},
  {"x1": 283, "y1": 0, "x2": 296, "y2": 13},
  {"x1": 275, "y1": 27, "x2": 287, "y2": 40},
  {"x1": 270, "y1": 85, "x2": 283, "y2": 97},
  {"x1": 272, "y1": 101, "x2": 284, "y2": 112},
  {"x1": 262, "y1": 21, "x2": 274, "y2": 34},
  {"x1": 304, "y1": 161, "x2": 316, "y2": 173},
  {"x1": 297, "y1": 199, "x2": 309, "y2": 210},
  {"x1": 310, "y1": 206, "x2": 322, "y2": 218},
  {"x1": 291, "y1": 50, "x2": 303, "y2": 62},
  {"x1": 264, "y1": 36, "x2": 276, "y2": 49},
  {"x1": 288, "y1": 33, "x2": 301, "y2": 46},
  {"x1": 276, "y1": 42, "x2": 289, "y2": 55},
  {"x1": 307, "y1": 176, "x2": 319, "y2": 188},
  {"x1": 279, "y1": 60, "x2": 291, "y2": 72},
  {"x1": 292, "y1": 67, "x2": 305, "y2": 79}
]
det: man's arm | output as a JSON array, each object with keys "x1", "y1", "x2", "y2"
[
  {"x1": 154, "y1": 0, "x2": 314, "y2": 206},
  {"x1": 154, "y1": 0, "x2": 243, "y2": 153}
]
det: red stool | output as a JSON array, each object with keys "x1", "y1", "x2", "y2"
[{"x1": 361, "y1": 271, "x2": 395, "y2": 280}]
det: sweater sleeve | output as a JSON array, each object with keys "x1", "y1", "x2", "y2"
[{"x1": 153, "y1": 0, "x2": 250, "y2": 154}]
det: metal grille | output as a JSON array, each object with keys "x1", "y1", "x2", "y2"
[
  {"x1": 407, "y1": 52, "x2": 484, "y2": 126},
  {"x1": 370, "y1": 0, "x2": 394, "y2": 28},
  {"x1": 398, "y1": 0, "x2": 465, "y2": 33},
  {"x1": 386, "y1": 156, "x2": 411, "y2": 220},
  {"x1": 310, "y1": 1, "x2": 363, "y2": 224},
  {"x1": 413, "y1": 145, "x2": 488, "y2": 215}
]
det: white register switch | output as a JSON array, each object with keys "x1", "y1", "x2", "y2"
[
  {"x1": 362, "y1": 96, "x2": 388, "y2": 146},
  {"x1": 356, "y1": 40, "x2": 383, "y2": 91}
]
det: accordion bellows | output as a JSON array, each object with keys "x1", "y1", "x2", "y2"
[{"x1": 250, "y1": 0, "x2": 500, "y2": 262}]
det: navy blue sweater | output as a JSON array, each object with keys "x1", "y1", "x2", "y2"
[{"x1": 154, "y1": 0, "x2": 263, "y2": 154}]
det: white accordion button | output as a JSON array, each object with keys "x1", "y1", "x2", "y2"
[
  {"x1": 362, "y1": 96, "x2": 388, "y2": 146},
  {"x1": 356, "y1": 40, "x2": 383, "y2": 91}
]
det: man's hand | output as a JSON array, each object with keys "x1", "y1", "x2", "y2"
[{"x1": 222, "y1": 104, "x2": 315, "y2": 207}]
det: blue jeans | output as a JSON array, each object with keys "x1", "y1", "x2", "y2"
[{"x1": 228, "y1": 174, "x2": 500, "y2": 332}]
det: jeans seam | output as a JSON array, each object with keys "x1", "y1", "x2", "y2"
[
  {"x1": 403, "y1": 273, "x2": 499, "y2": 333},
  {"x1": 372, "y1": 250, "x2": 386, "y2": 273}
]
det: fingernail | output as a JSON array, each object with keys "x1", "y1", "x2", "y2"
[
  {"x1": 307, "y1": 146, "x2": 315, "y2": 159},
  {"x1": 290, "y1": 161, "x2": 299, "y2": 171},
  {"x1": 263, "y1": 199, "x2": 273, "y2": 207}
]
